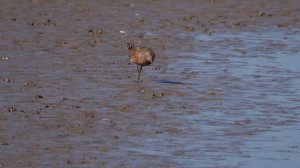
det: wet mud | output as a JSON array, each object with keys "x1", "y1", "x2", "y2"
[{"x1": 1, "y1": 0, "x2": 300, "y2": 167}]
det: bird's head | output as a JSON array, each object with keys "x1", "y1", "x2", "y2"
[{"x1": 127, "y1": 42, "x2": 134, "y2": 50}]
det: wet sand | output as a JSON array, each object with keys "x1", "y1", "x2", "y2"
[{"x1": 1, "y1": 0, "x2": 300, "y2": 167}]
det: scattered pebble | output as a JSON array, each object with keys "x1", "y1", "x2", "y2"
[
  {"x1": 7, "y1": 107, "x2": 17, "y2": 112},
  {"x1": 2, "y1": 78, "x2": 12, "y2": 82},
  {"x1": 32, "y1": 111, "x2": 41, "y2": 115},
  {"x1": 84, "y1": 111, "x2": 95, "y2": 118},
  {"x1": 139, "y1": 89, "x2": 144, "y2": 93},
  {"x1": 72, "y1": 105, "x2": 81, "y2": 108},
  {"x1": 203, "y1": 28, "x2": 212, "y2": 35},
  {"x1": 277, "y1": 23, "x2": 289, "y2": 28},
  {"x1": 121, "y1": 106, "x2": 129, "y2": 112},
  {"x1": 155, "y1": 130, "x2": 163, "y2": 134},
  {"x1": 136, "y1": 18, "x2": 144, "y2": 22},
  {"x1": 259, "y1": 11, "x2": 265, "y2": 16},
  {"x1": 95, "y1": 29, "x2": 102, "y2": 35},
  {"x1": 30, "y1": 22, "x2": 36, "y2": 26},
  {"x1": 119, "y1": 30, "x2": 126, "y2": 34},
  {"x1": 257, "y1": 11, "x2": 265, "y2": 16},
  {"x1": 38, "y1": 11, "x2": 49, "y2": 16},
  {"x1": 125, "y1": 4, "x2": 135, "y2": 7},
  {"x1": 89, "y1": 28, "x2": 102, "y2": 35},
  {"x1": 35, "y1": 95, "x2": 43, "y2": 99},
  {"x1": 25, "y1": 80, "x2": 36, "y2": 86},
  {"x1": 232, "y1": 22, "x2": 241, "y2": 29},
  {"x1": 1, "y1": 56, "x2": 9, "y2": 60}
]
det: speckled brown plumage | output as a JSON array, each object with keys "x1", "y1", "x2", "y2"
[{"x1": 127, "y1": 42, "x2": 155, "y2": 83}]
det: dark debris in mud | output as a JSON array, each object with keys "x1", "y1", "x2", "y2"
[
  {"x1": 5, "y1": 106, "x2": 17, "y2": 112},
  {"x1": 2, "y1": 78, "x2": 12, "y2": 83},
  {"x1": 25, "y1": 80, "x2": 36, "y2": 86},
  {"x1": 35, "y1": 95, "x2": 44, "y2": 99}
]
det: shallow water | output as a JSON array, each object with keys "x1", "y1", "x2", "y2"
[
  {"x1": 1, "y1": 1, "x2": 300, "y2": 168},
  {"x1": 172, "y1": 28, "x2": 300, "y2": 167}
]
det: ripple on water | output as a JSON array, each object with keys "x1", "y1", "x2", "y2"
[{"x1": 161, "y1": 27, "x2": 300, "y2": 167}]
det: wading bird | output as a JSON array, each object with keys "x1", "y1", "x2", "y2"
[{"x1": 127, "y1": 42, "x2": 155, "y2": 83}]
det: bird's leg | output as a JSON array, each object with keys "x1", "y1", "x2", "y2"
[
  {"x1": 137, "y1": 65, "x2": 140, "y2": 82},
  {"x1": 137, "y1": 65, "x2": 143, "y2": 83},
  {"x1": 136, "y1": 65, "x2": 139, "y2": 73}
]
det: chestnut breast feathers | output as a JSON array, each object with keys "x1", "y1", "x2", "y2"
[{"x1": 129, "y1": 47, "x2": 155, "y2": 66}]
